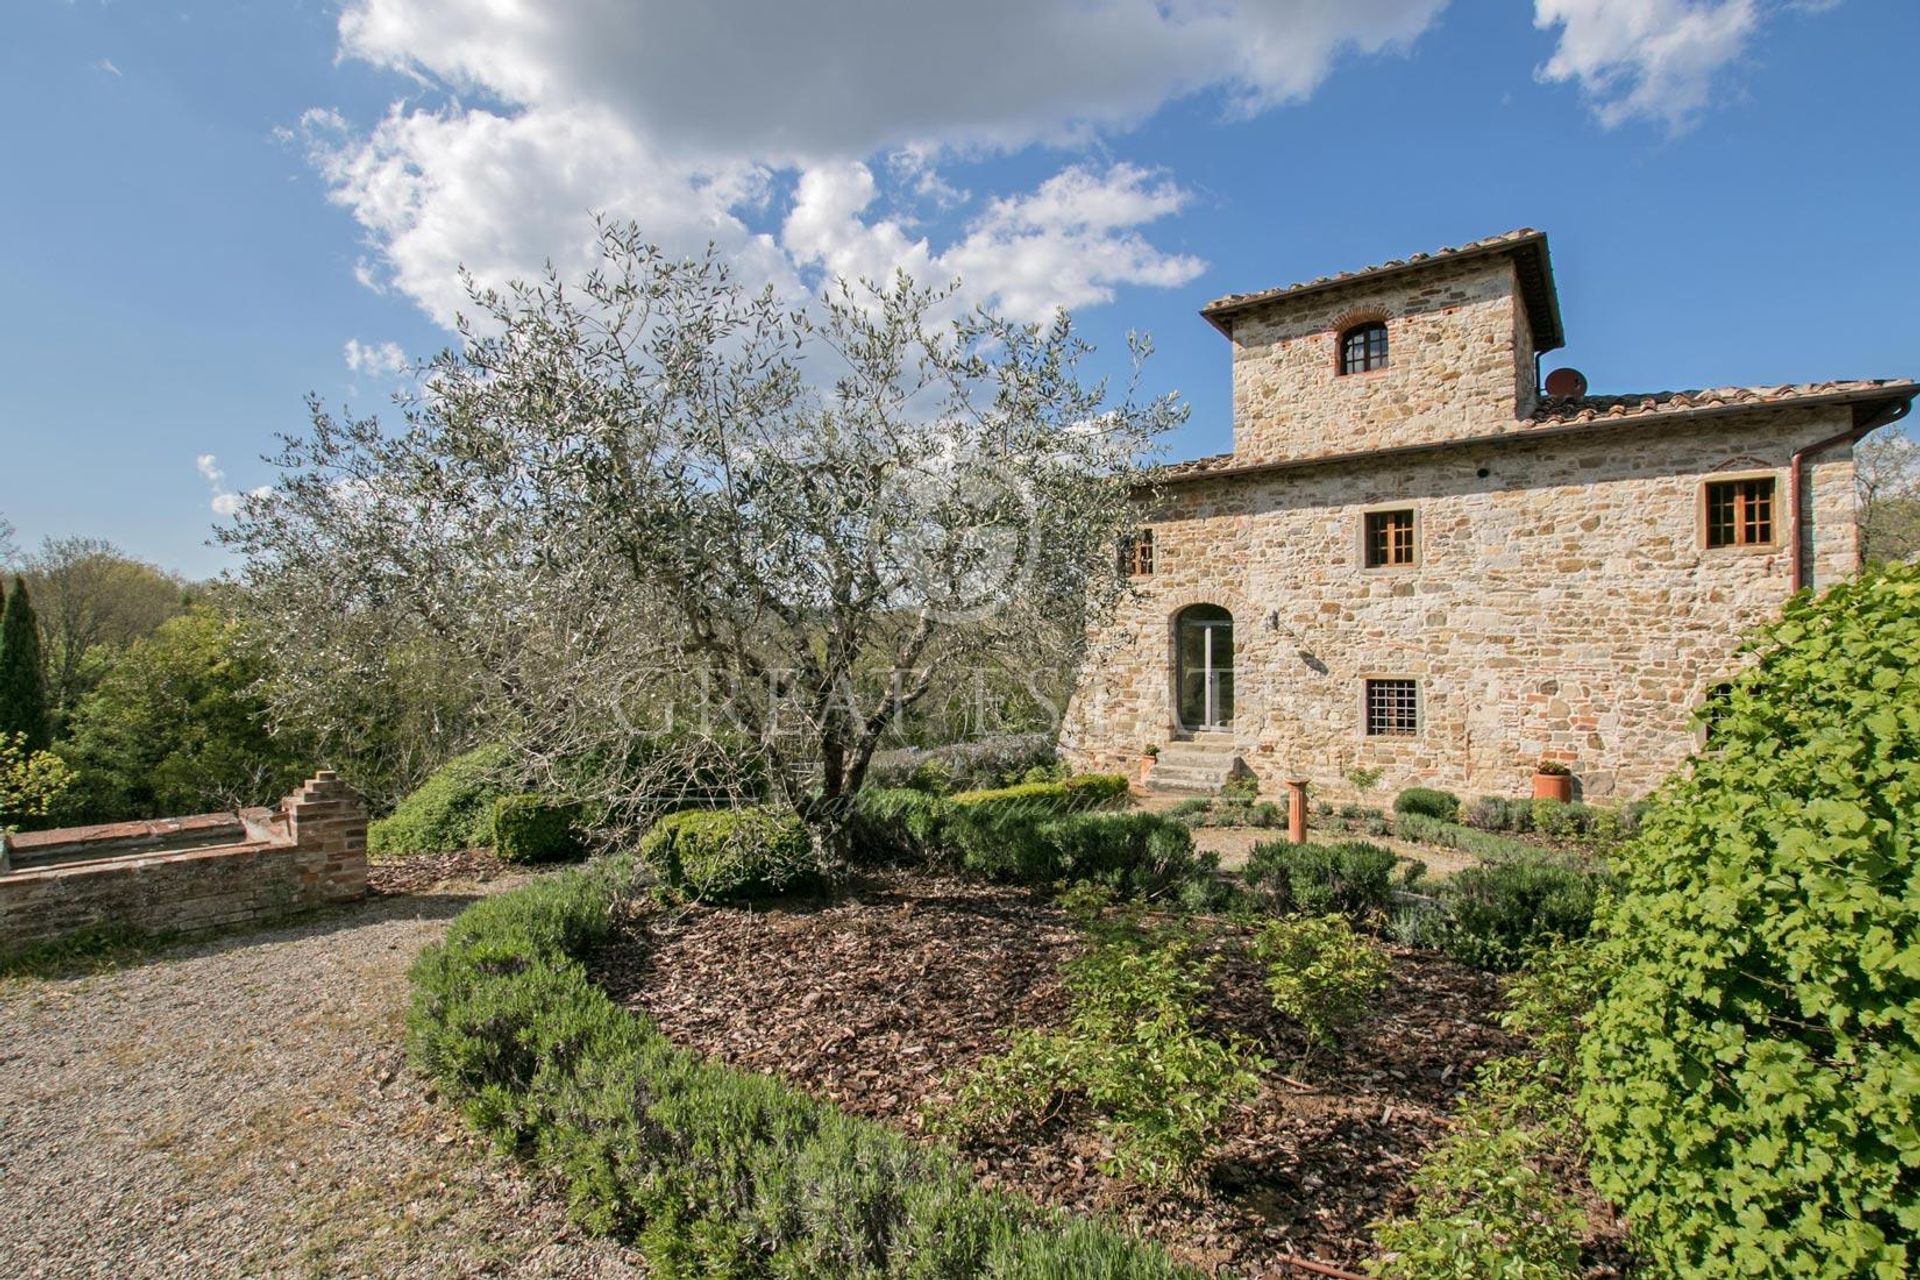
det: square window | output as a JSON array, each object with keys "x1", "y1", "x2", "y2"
[
  {"x1": 1365, "y1": 678, "x2": 1419, "y2": 736},
  {"x1": 1364, "y1": 509, "x2": 1417, "y2": 568},
  {"x1": 1705, "y1": 478, "x2": 1775, "y2": 548}
]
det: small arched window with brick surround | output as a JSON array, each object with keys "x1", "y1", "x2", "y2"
[{"x1": 1339, "y1": 321, "x2": 1389, "y2": 375}]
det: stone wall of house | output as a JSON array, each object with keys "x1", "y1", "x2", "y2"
[
  {"x1": 0, "y1": 771, "x2": 367, "y2": 955},
  {"x1": 1228, "y1": 255, "x2": 1540, "y2": 462},
  {"x1": 1062, "y1": 407, "x2": 1860, "y2": 803}
]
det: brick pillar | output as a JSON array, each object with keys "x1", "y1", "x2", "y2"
[{"x1": 285, "y1": 770, "x2": 368, "y2": 904}]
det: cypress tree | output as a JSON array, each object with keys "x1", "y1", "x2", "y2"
[{"x1": 0, "y1": 574, "x2": 51, "y2": 751}]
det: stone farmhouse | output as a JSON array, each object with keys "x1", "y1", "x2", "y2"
[{"x1": 1062, "y1": 229, "x2": 1915, "y2": 802}]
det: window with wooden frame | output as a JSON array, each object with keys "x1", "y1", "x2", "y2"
[
  {"x1": 1119, "y1": 528, "x2": 1155, "y2": 576},
  {"x1": 1704, "y1": 477, "x2": 1776, "y2": 548},
  {"x1": 1364, "y1": 678, "x2": 1419, "y2": 737},
  {"x1": 1339, "y1": 322, "x2": 1389, "y2": 375},
  {"x1": 1363, "y1": 508, "x2": 1417, "y2": 568}
]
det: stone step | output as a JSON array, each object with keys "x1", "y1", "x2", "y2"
[{"x1": 1148, "y1": 764, "x2": 1231, "y2": 785}]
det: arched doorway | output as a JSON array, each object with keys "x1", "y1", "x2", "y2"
[{"x1": 1175, "y1": 604, "x2": 1234, "y2": 731}]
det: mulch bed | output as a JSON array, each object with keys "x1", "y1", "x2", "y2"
[
  {"x1": 590, "y1": 870, "x2": 1519, "y2": 1276},
  {"x1": 368, "y1": 849, "x2": 514, "y2": 896}
]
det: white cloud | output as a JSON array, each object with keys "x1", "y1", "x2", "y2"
[
  {"x1": 343, "y1": 337, "x2": 410, "y2": 377},
  {"x1": 309, "y1": 0, "x2": 1450, "y2": 326},
  {"x1": 197, "y1": 454, "x2": 269, "y2": 518},
  {"x1": 1533, "y1": 0, "x2": 1828, "y2": 130},
  {"x1": 96, "y1": 58, "x2": 122, "y2": 77}
]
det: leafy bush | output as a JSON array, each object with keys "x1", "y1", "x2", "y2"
[
  {"x1": 1434, "y1": 858, "x2": 1603, "y2": 972},
  {"x1": 491, "y1": 793, "x2": 585, "y2": 863},
  {"x1": 1368, "y1": 940, "x2": 1606, "y2": 1280},
  {"x1": 1393, "y1": 811, "x2": 1546, "y2": 862},
  {"x1": 1252, "y1": 914, "x2": 1390, "y2": 1047},
  {"x1": 865, "y1": 733, "x2": 1059, "y2": 793},
  {"x1": 408, "y1": 859, "x2": 1195, "y2": 1275},
  {"x1": 943, "y1": 775, "x2": 1127, "y2": 880},
  {"x1": 637, "y1": 807, "x2": 819, "y2": 903},
  {"x1": 1, "y1": 730, "x2": 74, "y2": 830},
  {"x1": 1243, "y1": 840, "x2": 1397, "y2": 917},
  {"x1": 1061, "y1": 772, "x2": 1130, "y2": 807},
  {"x1": 1219, "y1": 772, "x2": 1259, "y2": 802},
  {"x1": 933, "y1": 913, "x2": 1266, "y2": 1186},
  {"x1": 367, "y1": 743, "x2": 512, "y2": 854},
  {"x1": 848, "y1": 786, "x2": 949, "y2": 863},
  {"x1": 1465, "y1": 794, "x2": 1532, "y2": 833},
  {"x1": 1031, "y1": 811, "x2": 1220, "y2": 902},
  {"x1": 1393, "y1": 786, "x2": 1461, "y2": 823},
  {"x1": 1578, "y1": 565, "x2": 1920, "y2": 1280}
]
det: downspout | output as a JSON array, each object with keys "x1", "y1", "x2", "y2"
[{"x1": 1791, "y1": 398, "x2": 1912, "y2": 593}]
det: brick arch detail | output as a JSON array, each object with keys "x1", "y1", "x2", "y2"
[
  {"x1": 1330, "y1": 305, "x2": 1391, "y2": 334},
  {"x1": 1163, "y1": 587, "x2": 1253, "y2": 624}
]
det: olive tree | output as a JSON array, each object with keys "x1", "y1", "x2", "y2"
[{"x1": 223, "y1": 223, "x2": 1181, "y2": 856}]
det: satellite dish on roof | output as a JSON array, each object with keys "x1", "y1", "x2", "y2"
[{"x1": 1544, "y1": 367, "x2": 1588, "y2": 398}]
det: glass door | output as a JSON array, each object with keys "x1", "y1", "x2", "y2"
[{"x1": 1175, "y1": 605, "x2": 1234, "y2": 730}]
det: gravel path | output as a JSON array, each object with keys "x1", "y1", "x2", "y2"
[{"x1": 0, "y1": 877, "x2": 647, "y2": 1279}]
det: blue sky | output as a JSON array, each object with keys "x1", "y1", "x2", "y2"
[{"x1": 3, "y1": 0, "x2": 1915, "y2": 579}]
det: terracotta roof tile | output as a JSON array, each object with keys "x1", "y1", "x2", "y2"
[
  {"x1": 1144, "y1": 379, "x2": 1917, "y2": 486},
  {"x1": 1525, "y1": 379, "x2": 1914, "y2": 425}
]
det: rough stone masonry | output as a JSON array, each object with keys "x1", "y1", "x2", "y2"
[{"x1": 1062, "y1": 229, "x2": 1916, "y2": 802}]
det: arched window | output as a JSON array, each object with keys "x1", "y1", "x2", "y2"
[{"x1": 1339, "y1": 322, "x2": 1388, "y2": 375}]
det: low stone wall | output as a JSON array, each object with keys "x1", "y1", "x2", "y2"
[{"x1": 0, "y1": 771, "x2": 367, "y2": 956}]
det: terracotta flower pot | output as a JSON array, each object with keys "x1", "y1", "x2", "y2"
[
  {"x1": 1532, "y1": 771, "x2": 1573, "y2": 802},
  {"x1": 1140, "y1": 755, "x2": 1156, "y2": 781}
]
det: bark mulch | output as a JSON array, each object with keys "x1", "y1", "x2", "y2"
[
  {"x1": 590, "y1": 870, "x2": 1518, "y2": 1277},
  {"x1": 368, "y1": 848, "x2": 515, "y2": 896}
]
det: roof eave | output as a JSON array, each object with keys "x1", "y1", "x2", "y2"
[
  {"x1": 1136, "y1": 382, "x2": 1919, "y2": 491},
  {"x1": 1199, "y1": 230, "x2": 1565, "y2": 351}
]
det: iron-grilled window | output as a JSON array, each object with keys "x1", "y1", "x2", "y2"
[
  {"x1": 1365, "y1": 678, "x2": 1418, "y2": 736},
  {"x1": 1120, "y1": 528, "x2": 1154, "y2": 576}
]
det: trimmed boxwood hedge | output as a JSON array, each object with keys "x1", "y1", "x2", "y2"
[
  {"x1": 636, "y1": 807, "x2": 819, "y2": 903},
  {"x1": 491, "y1": 793, "x2": 586, "y2": 863},
  {"x1": 406, "y1": 859, "x2": 1197, "y2": 1277},
  {"x1": 367, "y1": 743, "x2": 511, "y2": 854}
]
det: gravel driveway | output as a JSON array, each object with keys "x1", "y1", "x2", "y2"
[{"x1": 0, "y1": 875, "x2": 647, "y2": 1279}]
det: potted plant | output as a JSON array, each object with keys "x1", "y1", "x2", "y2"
[
  {"x1": 1532, "y1": 759, "x2": 1573, "y2": 802},
  {"x1": 1140, "y1": 743, "x2": 1160, "y2": 780}
]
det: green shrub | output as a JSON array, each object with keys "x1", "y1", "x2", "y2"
[
  {"x1": 848, "y1": 786, "x2": 949, "y2": 863},
  {"x1": 1435, "y1": 859, "x2": 1603, "y2": 972},
  {"x1": 490, "y1": 793, "x2": 586, "y2": 863},
  {"x1": 1219, "y1": 772, "x2": 1259, "y2": 802},
  {"x1": 1061, "y1": 772, "x2": 1130, "y2": 807},
  {"x1": 906, "y1": 757, "x2": 955, "y2": 795},
  {"x1": 1164, "y1": 797, "x2": 1211, "y2": 824},
  {"x1": 408, "y1": 859, "x2": 1194, "y2": 1275},
  {"x1": 1464, "y1": 794, "x2": 1531, "y2": 832},
  {"x1": 1578, "y1": 565, "x2": 1920, "y2": 1280},
  {"x1": 637, "y1": 807, "x2": 819, "y2": 903},
  {"x1": 933, "y1": 914, "x2": 1266, "y2": 1186},
  {"x1": 1252, "y1": 914, "x2": 1390, "y2": 1047},
  {"x1": 1393, "y1": 811, "x2": 1546, "y2": 862},
  {"x1": 1243, "y1": 840, "x2": 1397, "y2": 917},
  {"x1": 865, "y1": 733, "x2": 1060, "y2": 794},
  {"x1": 943, "y1": 774, "x2": 1128, "y2": 881},
  {"x1": 1368, "y1": 941, "x2": 1605, "y2": 1279},
  {"x1": 1031, "y1": 811, "x2": 1219, "y2": 901},
  {"x1": 1393, "y1": 786, "x2": 1461, "y2": 823},
  {"x1": 367, "y1": 743, "x2": 512, "y2": 854}
]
